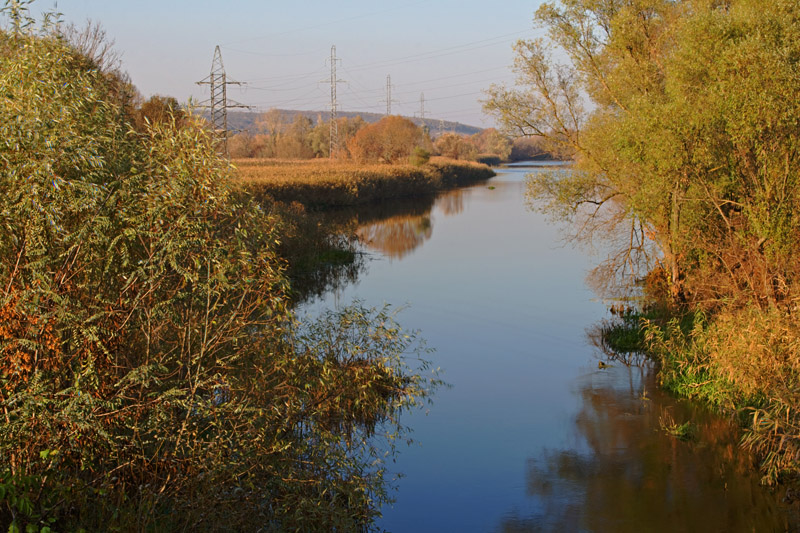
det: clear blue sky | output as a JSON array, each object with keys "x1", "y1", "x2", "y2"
[{"x1": 25, "y1": 1, "x2": 547, "y2": 127}]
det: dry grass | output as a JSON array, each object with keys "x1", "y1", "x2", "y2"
[
  {"x1": 702, "y1": 308, "x2": 800, "y2": 483},
  {"x1": 646, "y1": 306, "x2": 800, "y2": 484},
  {"x1": 231, "y1": 157, "x2": 495, "y2": 207}
]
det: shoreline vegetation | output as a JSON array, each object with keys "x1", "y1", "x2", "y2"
[
  {"x1": 485, "y1": 0, "x2": 800, "y2": 487},
  {"x1": 0, "y1": 4, "x2": 445, "y2": 531},
  {"x1": 232, "y1": 157, "x2": 496, "y2": 208},
  {"x1": 230, "y1": 158, "x2": 495, "y2": 303}
]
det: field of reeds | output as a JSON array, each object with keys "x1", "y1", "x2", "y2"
[{"x1": 232, "y1": 156, "x2": 495, "y2": 207}]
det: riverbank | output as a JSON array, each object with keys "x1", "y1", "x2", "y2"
[
  {"x1": 232, "y1": 157, "x2": 495, "y2": 208},
  {"x1": 602, "y1": 304, "x2": 800, "y2": 486}
]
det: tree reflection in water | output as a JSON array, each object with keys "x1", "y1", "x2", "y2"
[
  {"x1": 497, "y1": 364, "x2": 797, "y2": 532},
  {"x1": 357, "y1": 215, "x2": 433, "y2": 259},
  {"x1": 356, "y1": 189, "x2": 466, "y2": 259},
  {"x1": 294, "y1": 188, "x2": 468, "y2": 301}
]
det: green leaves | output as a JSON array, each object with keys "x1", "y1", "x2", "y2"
[
  {"x1": 0, "y1": 10, "x2": 436, "y2": 530},
  {"x1": 487, "y1": 0, "x2": 800, "y2": 305}
]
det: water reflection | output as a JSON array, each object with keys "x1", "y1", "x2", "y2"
[
  {"x1": 498, "y1": 364, "x2": 797, "y2": 532},
  {"x1": 357, "y1": 214, "x2": 432, "y2": 259},
  {"x1": 355, "y1": 189, "x2": 466, "y2": 259}
]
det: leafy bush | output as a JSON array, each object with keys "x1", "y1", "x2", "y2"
[
  {"x1": 408, "y1": 147, "x2": 431, "y2": 167},
  {"x1": 0, "y1": 5, "x2": 437, "y2": 530}
]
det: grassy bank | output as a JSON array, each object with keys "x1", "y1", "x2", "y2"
[
  {"x1": 603, "y1": 305, "x2": 800, "y2": 485},
  {"x1": 232, "y1": 156, "x2": 495, "y2": 208}
]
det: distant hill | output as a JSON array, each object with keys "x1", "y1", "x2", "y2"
[{"x1": 225, "y1": 110, "x2": 482, "y2": 137}]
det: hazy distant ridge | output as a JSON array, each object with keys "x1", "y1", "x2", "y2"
[{"x1": 226, "y1": 110, "x2": 482, "y2": 137}]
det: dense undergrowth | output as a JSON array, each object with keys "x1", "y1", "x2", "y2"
[
  {"x1": 0, "y1": 6, "x2": 439, "y2": 531},
  {"x1": 600, "y1": 303, "x2": 800, "y2": 485}
]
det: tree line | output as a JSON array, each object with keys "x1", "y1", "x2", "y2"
[{"x1": 227, "y1": 109, "x2": 554, "y2": 163}]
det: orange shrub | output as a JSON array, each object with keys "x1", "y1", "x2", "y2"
[{"x1": 347, "y1": 116, "x2": 422, "y2": 164}]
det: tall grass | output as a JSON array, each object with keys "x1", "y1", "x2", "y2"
[
  {"x1": 233, "y1": 157, "x2": 495, "y2": 207},
  {"x1": 643, "y1": 306, "x2": 800, "y2": 484}
]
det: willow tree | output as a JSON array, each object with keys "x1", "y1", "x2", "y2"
[
  {"x1": 0, "y1": 3, "x2": 436, "y2": 531},
  {"x1": 485, "y1": 0, "x2": 800, "y2": 307}
]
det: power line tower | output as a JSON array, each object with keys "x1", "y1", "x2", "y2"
[
  {"x1": 196, "y1": 45, "x2": 249, "y2": 156},
  {"x1": 321, "y1": 45, "x2": 345, "y2": 159},
  {"x1": 386, "y1": 75, "x2": 392, "y2": 116},
  {"x1": 419, "y1": 92, "x2": 429, "y2": 135},
  {"x1": 382, "y1": 74, "x2": 395, "y2": 116}
]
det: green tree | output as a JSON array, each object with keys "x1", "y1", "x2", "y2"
[{"x1": 485, "y1": 0, "x2": 800, "y2": 306}]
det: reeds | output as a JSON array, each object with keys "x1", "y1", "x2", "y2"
[
  {"x1": 644, "y1": 306, "x2": 800, "y2": 484},
  {"x1": 232, "y1": 157, "x2": 495, "y2": 207}
]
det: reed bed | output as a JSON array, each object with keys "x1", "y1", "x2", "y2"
[{"x1": 232, "y1": 157, "x2": 495, "y2": 207}]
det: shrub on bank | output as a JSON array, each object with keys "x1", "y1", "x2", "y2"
[
  {"x1": 642, "y1": 306, "x2": 800, "y2": 485},
  {"x1": 0, "y1": 9, "x2": 436, "y2": 531}
]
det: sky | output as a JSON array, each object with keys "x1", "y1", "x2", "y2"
[{"x1": 25, "y1": 0, "x2": 549, "y2": 128}]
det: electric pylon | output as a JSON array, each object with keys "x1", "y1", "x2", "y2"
[
  {"x1": 385, "y1": 75, "x2": 392, "y2": 116},
  {"x1": 419, "y1": 92, "x2": 429, "y2": 135},
  {"x1": 196, "y1": 45, "x2": 249, "y2": 156},
  {"x1": 322, "y1": 45, "x2": 345, "y2": 159}
]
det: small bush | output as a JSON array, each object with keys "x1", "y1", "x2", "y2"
[{"x1": 409, "y1": 147, "x2": 431, "y2": 166}]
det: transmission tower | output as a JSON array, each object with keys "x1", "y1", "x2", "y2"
[
  {"x1": 322, "y1": 45, "x2": 345, "y2": 159},
  {"x1": 196, "y1": 45, "x2": 249, "y2": 156},
  {"x1": 384, "y1": 75, "x2": 393, "y2": 116},
  {"x1": 418, "y1": 92, "x2": 431, "y2": 135}
]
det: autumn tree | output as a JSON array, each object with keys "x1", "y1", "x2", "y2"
[
  {"x1": 255, "y1": 107, "x2": 284, "y2": 157},
  {"x1": 485, "y1": 0, "x2": 800, "y2": 306},
  {"x1": 348, "y1": 115, "x2": 423, "y2": 164},
  {"x1": 434, "y1": 132, "x2": 477, "y2": 161},
  {"x1": 275, "y1": 114, "x2": 314, "y2": 159},
  {"x1": 309, "y1": 115, "x2": 367, "y2": 158},
  {"x1": 131, "y1": 94, "x2": 185, "y2": 131},
  {"x1": 470, "y1": 128, "x2": 512, "y2": 161},
  {"x1": 509, "y1": 137, "x2": 555, "y2": 161}
]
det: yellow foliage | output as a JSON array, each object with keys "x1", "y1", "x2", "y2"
[{"x1": 231, "y1": 157, "x2": 495, "y2": 207}]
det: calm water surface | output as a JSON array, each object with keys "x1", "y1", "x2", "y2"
[{"x1": 303, "y1": 164, "x2": 798, "y2": 532}]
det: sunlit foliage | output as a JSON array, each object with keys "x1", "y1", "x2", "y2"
[
  {"x1": 347, "y1": 116, "x2": 424, "y2": 164},
  {"x1": 0, "y1": 3, "x2": 438, "y2": 530},
  {"x1": 233, "y1": 157, "x2": 495, "y2": 207},
  {"x1": 486, "y1": 0, "x2": 800, "y2": 483}
]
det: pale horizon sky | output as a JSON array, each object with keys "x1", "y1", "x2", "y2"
[{"x1": 22, "y1": 1, "x2": 548, "y2": 128}]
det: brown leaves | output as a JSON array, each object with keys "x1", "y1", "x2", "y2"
[{"x1": 0, "y1": 290, "x2": 60, "y2": 393}]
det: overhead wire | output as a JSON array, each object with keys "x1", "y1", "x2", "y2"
[{"x1": 217, "y1": 24, "x2": 534, "y2": 124}]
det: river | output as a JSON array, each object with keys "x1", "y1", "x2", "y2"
[{"x1": 302, "y1": 163, "x2": 799, "y2": 532}]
